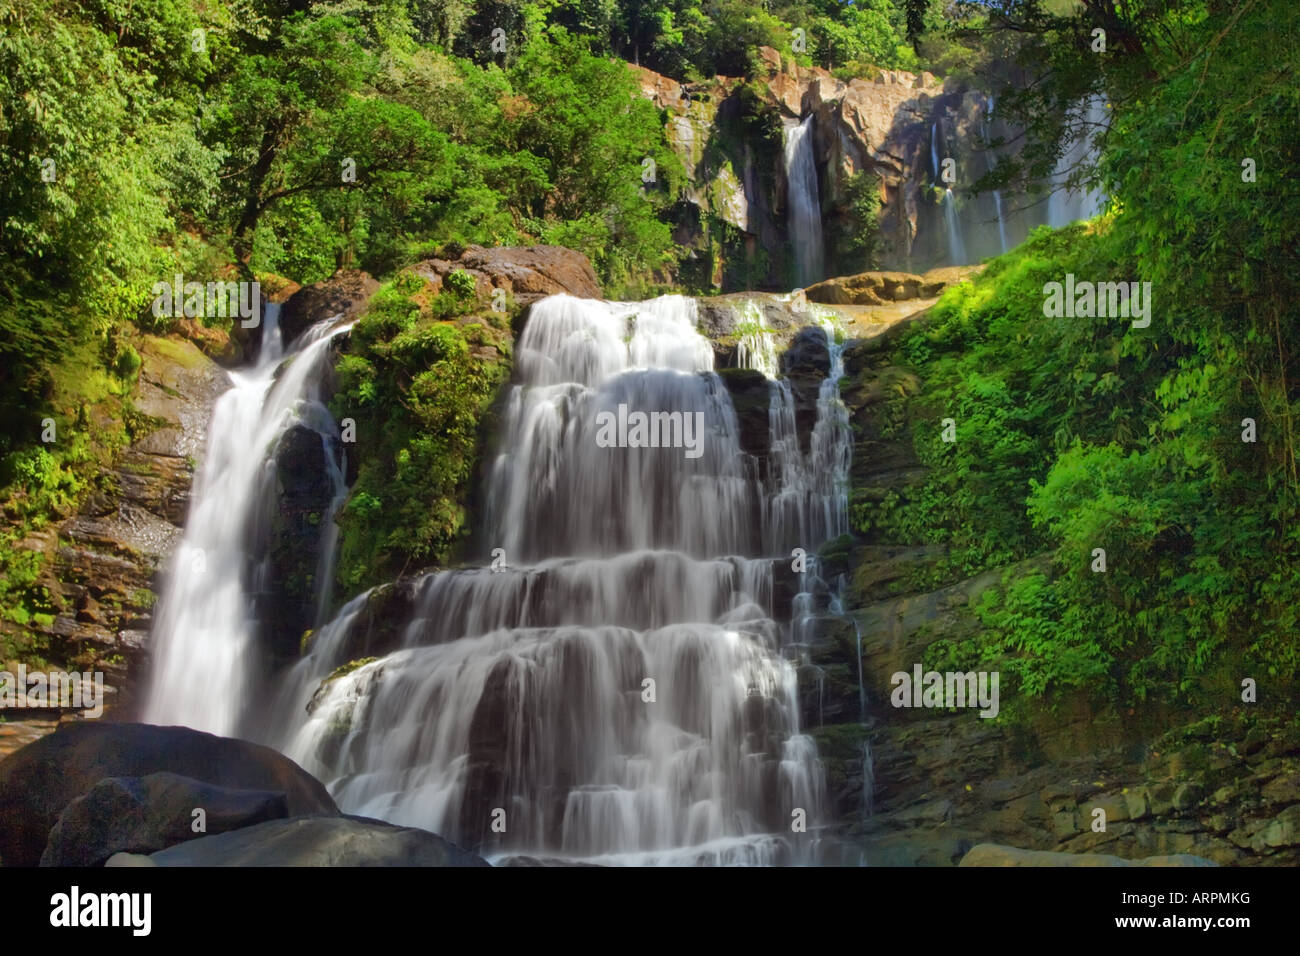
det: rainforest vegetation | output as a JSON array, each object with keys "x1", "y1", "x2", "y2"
[{"x1": 1, "y1": 0, "x2": 1296, "y2": 717}]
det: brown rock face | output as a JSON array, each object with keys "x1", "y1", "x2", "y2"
[
  {"x1": 22, "y1": 335, "x2": 226, "y2": 718},
  {"x1": 279, "y1": 270, "x2": 380, "y2": 348},
  {"x1": 805, "y1": 266, "x2": 982, "y2": 305},
  {"x1": 410, "y1": 245, "x2": 602, "y2": 304}
]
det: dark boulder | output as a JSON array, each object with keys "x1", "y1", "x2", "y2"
[
  {"x1": 0, "y1": 722, "x2": 337, "y2": 867},
  {"x1": 279, "y1": 270, "x2": 379, "y2": 349},
  {"x1": 717, "y1": 367, "x2": 773, "y2": 464},
  {"x1": 129, "y1": 814, "x2": 489, "y2": 867},
  {"x1": 255, "y1": 424, "x2": 344, "y2": 667},
  {"x1": 40, "y1": 772, "x2": 289, "y2": 866}
]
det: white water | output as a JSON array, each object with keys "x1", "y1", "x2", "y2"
[
  {"x1": 272, "y1": 294, "x2": 854, "y2": 864},
  {"x1": 783, "y1": 116, "x2": 825, "y2": 287},
  {"x1": 942, "y1": 189, "x2": 968, "y2": 265},
  {"x1": 143, "y1": 309, "x2": 351, "y2": 735},
  {"x1": 984, "y1": 96, "x2": 1009, "y2": 254},
  {"x1": 1048, "y1": 95, "x2": 1108, "y2": 227}
]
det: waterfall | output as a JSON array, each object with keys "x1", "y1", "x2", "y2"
[
  {"x1": 783, "y1": 116, "x2": 825, "y2": 288},
  {"x1": 271, "y1": 293, "x2": 854, "y2": 865},
  {"x1": 942, "y1": 189, "x2": 968, "y2": 265},
  {"x1": 143, "y1": 308, "x2": 351, "y2": 736},
  {"x1": 984, "y1": 96, "x2": 1009, "y2": 254},
  {"x1": 930, "y1": 121, "x2": 940, "y2": 182},
  {"x1": 1048, "y1": 95, "x2": 1108, "y2": 227}
]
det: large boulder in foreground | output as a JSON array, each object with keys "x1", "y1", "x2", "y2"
[
  {"x1": 109, "y1": 815, "x2": 490, "y2": 867},
  {"x1": 41, "y1": 772, "x2": 289, "y2": 866},
  {"x1": 410, "y1": 245, "x2": 602, "y2": 304},
  {"x1": 0, "y1": 722, "x2": 337, "y2": 867},
  {"x1": 279, "y1": 269, "x2": 380, "y2": 348},
  {"x1": 959, "y1": 843, "x2": 1218, "y2": 867}
]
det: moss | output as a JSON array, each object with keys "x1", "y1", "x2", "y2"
[
  {"x1": 323, "y1": 656, "x2": 379, "y2": 684},
  {"x1": 330, "y1": 270, "x2": 513, "y2": 597}
]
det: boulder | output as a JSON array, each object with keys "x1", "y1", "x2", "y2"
[
  {"x1": 805, "y1": 271, "x2": 924, "y2": 306},
  {"x1": 136, "y1": 814, "x2": 489, "y2": 867},
  {"x1": 0, "y1": 722, "x2": 337, "y2": 867},
  {"x1": 40, "y1": 772, "x2": 289, "y2": 866},
  {"x1": 959, "y1": 843, "x2": 1218, "y2": 867},
  {"x1": 279, "y1": 269, "x2": 379, "y2": 348},
  {"x1": 410, "y1": 245, "x2": 601, "y2": 305}
]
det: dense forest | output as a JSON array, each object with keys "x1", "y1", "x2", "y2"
[{"x1": 0, "y1": 0, "x2": 1294, "y2": 759}]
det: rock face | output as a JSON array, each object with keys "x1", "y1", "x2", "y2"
[
  {"x1": 280, "y1": 269, "x2": 379, "y2": 348},
  {"x1": 633, "y1": 49, "x2": 1042, "y2": 285},
  {"x1": 16, "y1": 336, "x2": 226, "y2": 720},
  {"x1": 40, "y1": 772, "x2": 289, "y2": 866},
  {"x1": 959, "y1": 844, "x2": 1217, "y2": 867},
  {"x1": 780, "y1": 326, "x2": 832, "y2": 454},
  {"x1": 132, "y1": 814, "x2": 489, "y2": 867},
  {"x1": 410, "y1": 245, "x2": 602, "y2": 304},
  {"x1": 256, "y1": 423, "x2": 346, "y2": 667},
  {"x1": 803, "y1": 307, "x2": 1300, "y2": 867},
  {"x1": 0, "y1": 722, "x2": 337, "y2": 867}
]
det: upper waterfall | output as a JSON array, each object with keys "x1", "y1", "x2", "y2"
[
  {"x1": 783, "y1": 116, "x2": 825, "y2": 288},
  {"x1": 142, "y1": 308, "x2": 351, "y2": 736}
]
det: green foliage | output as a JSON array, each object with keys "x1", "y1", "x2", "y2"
[
  {"x1": 828, "y1": 170, "x2": 882, "y2": 275},
  {"x1": 330, "y1": 274, "x2": 513, "y2": 594},
  {"x1": 444, "y1": 269, "x2": 476, "y2": 299}
]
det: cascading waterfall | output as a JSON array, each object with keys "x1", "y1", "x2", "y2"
[
  {"x1": 1048, "y1": 94, "x2": 1108, "y2": 227},
  {"x1": 984, "y1": 96, "x2": 1009, "y2": 254},
  {"x1": 930, "y1": 121, "x2": 940, "y2": 182},
  {"x1": 942, "y1": 189, "x2": 968, "y2": 265},
  {"x1": 143, "y1": 308, "x2": 351, "y2": 736},
  {"x1": 783, "y1": 116, "x2": 825, "y2": 288},
  {"x1": 270, "y1": 293, "x2": 854, "y2": 865}
]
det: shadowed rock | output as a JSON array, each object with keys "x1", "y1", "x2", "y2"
[
  {"x1": 130, "y1": 815, "x2": 489, "y2": 867},
  {"x1": 40, "y1": 772, "x2": 289, "y2": 866},
  {"x1": 0, "y1": 722, "x2": 336, "y2": 867}
]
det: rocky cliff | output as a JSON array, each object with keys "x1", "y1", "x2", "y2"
[{"x1": 635, "y1": 47, "x2": 1039, "y2": 287}]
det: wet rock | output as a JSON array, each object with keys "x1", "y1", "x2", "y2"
[
  {"x1": 780, "y1": 326, "x2": 831, "y2": 453},
  {"x1": 280, "y1": 269, "x2": 379, "y2": 348},
  {"x1": 0, "y1": 722, "x2": 337, "y2": 867},
  {"x1": 256, "y1": 424, "x2": 343, "y2": 667},
  {"x1": 717, "y1": 368, "x2": 772, "y2": 462},
  {"x1": 140, "y1": 815, "x2": 489, "y2": 867},
  {"x1": 40, "y1": 772, "x2": 288, "y2": 866}
]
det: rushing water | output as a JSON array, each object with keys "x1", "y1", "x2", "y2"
[
  {"x1": 265, "y1": 293, "x2": 853, "y2": 865},
  {"x1": 783, "y1": 116, "x2": 825, "y2": 288},
  {"x1": 143, "y1": 308, "x2": 350, "y2": 736},
  {"x1": 942, "y1": 189, "x2": 968, "y2": 266},
  {"x1": 1048, "y1": 95, "x2": 1108, "y2": 227}
]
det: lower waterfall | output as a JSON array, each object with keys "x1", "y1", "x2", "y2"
[{"x1": 263, "y1": 293, "x2": 853, "y2": 865}]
